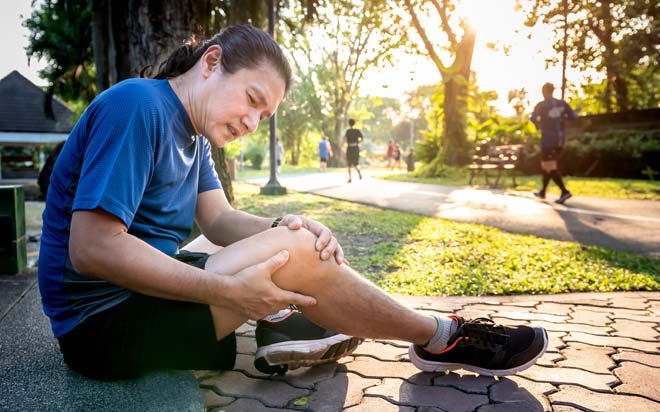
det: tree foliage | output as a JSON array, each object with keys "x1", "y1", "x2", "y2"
[
  {"x1": 402, "y1": 0, "x2": 476, "y2": 168},
  {"x1": 292, "y1": 0, "x2": 407, "y2": 164},
  {"x1": 517, "y1": 0, "x2": 659, "y2": 113},
  {"x1": 24, "y1": 0, "x2": 95, "y2": 111}
]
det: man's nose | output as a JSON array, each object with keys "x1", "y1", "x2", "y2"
[{"x1": 243, "y1": 110, "x2": 260, "y2": 134}]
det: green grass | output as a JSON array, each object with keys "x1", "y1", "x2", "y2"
[
  {"x1": 236, "y1": 164, "x2": 391, "y2": 179},
  {"x1": 234, "y1": 182, "x2": 660, "y2": 296},
  {"x1": 381, "y1": 168, "x2": 660, "y2": 201},
  {"x1": 236, "y1": 164, "x2": 328, "y2": 179}
]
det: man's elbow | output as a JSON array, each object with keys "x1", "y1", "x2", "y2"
[
  {"x1": 69, "y1": 230, "x2": 116, "y2": 275},
  {"x1": 69, "y1": 239, "x2": 98, "y2": 274}
]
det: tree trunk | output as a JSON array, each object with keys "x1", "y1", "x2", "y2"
[
  {"x1": 330, "y1": 116, "x2": 346, "y2": 168},
  {"x1": 92, "y1": 0, "x2": 235, "y2": 205},
  {"x1": 442, "y1": 78, "x2": 468, "y2": 165},
  {"x1": 614, "y1": 71, "x2": 628, "y2": 112},
  {"x1": 91, "y1": 0, "x2": 110, "y2": 93},
  {"x1": 211, "y1": 144, "x2": 235, "y2": 204},
  {"x1": 441, "y1": 24, "x2": 475, "y2": 166}
]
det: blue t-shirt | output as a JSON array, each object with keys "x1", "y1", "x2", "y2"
[
  {"x1": 38, "y1": 78, "x2": 221, "y2": 337},
  {"x1": 318, "y1": 140, "x2": 330, "y2": 158},
  {"x1": 531, "y1": 98, "x2": 577, "y2": 149}
]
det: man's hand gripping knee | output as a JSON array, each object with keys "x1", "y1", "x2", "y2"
[{"x1": 227, "y1": 250, "x2": 316, "y2": 320}]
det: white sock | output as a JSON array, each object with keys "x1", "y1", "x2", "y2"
[
  {"x1": 261, "y1": 308, "x2": 295, "y2": 323},
  {"x1": 423, "y1": 315, "x2": 458, "y2": 353}
]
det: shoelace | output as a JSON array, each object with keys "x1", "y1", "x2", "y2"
[{"x1": 449, "y1": 317, "x2": 509, "y2": 351}]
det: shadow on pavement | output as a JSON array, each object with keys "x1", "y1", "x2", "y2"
[
  {"x1": 553, "y1": 205, "x2": 660, "y2": 277},
  {"x1": 395, "y1": 372, "x2": 546, "y2": 411}
]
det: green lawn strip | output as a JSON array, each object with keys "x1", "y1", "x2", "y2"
[
  {"x1": 381, "y1": 171, "x2": 660, "y2": 201},
  {"x1": 234, "y1": 182, "x2": 660, "y2": 296},
  {"x1": 236, "y1": 165, "x2": 325, "y2": 179},
  {"x1": 236, "y1": 164, "x2": 391, "y2": 179}
]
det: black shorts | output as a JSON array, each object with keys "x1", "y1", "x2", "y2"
[
  {"x1": 320, "y1": 156, "x2": 328, "y2": 162},
  {"x1": 346, "y1": 146, "x2": 360, "y2": 167},
  {"x1": 57, "y1": 251, "x2": 236, "y2": 380},
  {"x1": 541, "y1": 147, "x2": 562, "y2": 161}
]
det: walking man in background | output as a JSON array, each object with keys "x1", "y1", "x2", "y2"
[
  {"x1": 276, "y1": 137, "x2": 284, "y2": 175},
  {"x1": 318, "y1": 136, "x2": 333, "y2": 172},
  {"x1": 343, "y1": 118, "x2": 364, "y2": 183},
  {"x1": 386, "y1": 139, "x2": 395, "y2": 169},
  {"x1": 531, "y1": 82, "x2": 577, "y2": 204}
]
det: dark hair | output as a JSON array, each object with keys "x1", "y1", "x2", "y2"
[
  {"x1": 348, "y1": 118, "x2": 356, "y2": 127},
  {"x1": 542, "y1": 82, "x2": 554, "y2": 94},
  {"x1": 142, "y1": 24, "x2": 292, "y2": 94}
]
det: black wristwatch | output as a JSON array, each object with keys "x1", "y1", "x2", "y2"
[{"x1": 271, "y1": 216, "x2": 284, "y2": 228}]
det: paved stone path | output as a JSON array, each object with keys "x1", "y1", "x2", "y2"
[{"x1": 198, "y1": 292, "x2": 660, "y2": 412}]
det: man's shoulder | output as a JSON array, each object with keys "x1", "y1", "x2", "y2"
[{"x1": 96, "y1": 79, "x2": 168, "y2": 108}]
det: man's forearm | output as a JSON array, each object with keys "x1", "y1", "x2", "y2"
[
  {"x1": 72, "y1": 229, "x2": 236, "y2": 308},
  {"x1": 202, "y1": 208, "x2": 274, "y2": 246}
]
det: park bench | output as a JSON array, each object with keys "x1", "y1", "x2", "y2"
[{"x1": 468, "y1": 141, "x2": 525, "y2": 187}]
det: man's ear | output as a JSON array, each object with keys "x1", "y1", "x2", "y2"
[{"x1": 201, "y1": 45, "x2": 223, "y2": 78}]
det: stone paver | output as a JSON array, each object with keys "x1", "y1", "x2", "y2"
[
  {"x1": 306, "y1": 372, "x2": 380, "y2": 411},
  {"x1": 344, "y1": 396, "x2": 414, "y2": 412},
  {"x1": 613, "y1": 349, "x2": 660, "y2": 367},
  {"x1": 490, "y1": 376, "x2": 556, "y2": 412},
  {"x1": 518, "y1": 365, "x2": 618, "y2": 392},
  {"x1": 567, "y1": 309, "x2": 613, "y2": 326},
  {"x1": 610, "y1": 318, "x2": 659, "y2": 340},
  {"x1": 549, "y1": 385, "x2": 660, "y2": 412},
  {"x1": 196, "y1": 293, "x2": 660, "y2": 411},
  {"x1": 613, "y1": 362, "x2": 660, "y2": 399},
  {"x1": 351, "y1": 340, "x2": 409, "y2": 361},
  {"x1": 564, "y1": 331, "x2": 660, "y2": 353},
  {"x1": 557, "y1": 342, "x2": 616, "y2": 373},
  {"x1": 365, "y1": 378, "x2": 489, "y2": 412}
]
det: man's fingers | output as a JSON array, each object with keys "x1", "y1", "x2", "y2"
[
  {"x1": 281, "y1": 290, "x2": 317, "y2": 307},
  {"x1": 320, "y1": 236, "x2": 338, "y2": 260},
  {"x1": 262, "y1": 250, "x2": 290, "y2": 272},
  {"x1": 334, "y1": 243, "x2": 345, "y2": 265},
  {"x1": 315, "y1": 228, "x2": 332, "y2": 251},
  {"x1": 283, "y1": 215, "x2": 303, "y2": 230}
]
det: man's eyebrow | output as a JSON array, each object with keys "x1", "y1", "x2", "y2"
[
  {"x1": 251, "y1": 86, "x2": 267, "y2": 105},
  {"x1": 251, "y1": 86, "x2": 272, "y2": 119}
]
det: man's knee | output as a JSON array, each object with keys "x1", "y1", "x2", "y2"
[
  {"x1": 269, "y1": 226, "x2": 336, "y2": 284},
  {"x1": 271, "y1": 226, "x2": 321, "y2": 261}
]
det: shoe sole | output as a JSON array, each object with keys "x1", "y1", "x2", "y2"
[
  {"x1": 256, "y1": 334, "x2": 363, "y2": 369},
  {"x1": 408, "y1": 329, "x2": 548, "y2": 377}
]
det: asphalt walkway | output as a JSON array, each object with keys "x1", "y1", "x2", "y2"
[{"x1": 244, "y1": 171, "x2": 660, "y2": 258}]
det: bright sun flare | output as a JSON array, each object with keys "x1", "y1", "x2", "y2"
[{"x1": 364, "y1": 0, "x2": 584, "y2": 116}]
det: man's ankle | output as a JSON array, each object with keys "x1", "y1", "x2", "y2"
[{"x1": 422, "y1": 315, "x2": 458, "y2": 353}]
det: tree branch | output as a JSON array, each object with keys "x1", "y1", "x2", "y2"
[
  {"x1": 403, "y1": 0, "x2": 447, "y2": 72},
  {"x1": 431, "y1": 0, "x2": 457, "y2": 49}
]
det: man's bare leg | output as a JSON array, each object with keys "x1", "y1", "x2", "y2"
[
  {"x1": 191, "y1": 228, "x2": 436, "y2": 345},
  {"x1": 190, "y1": 229, "x2": 547, "y2": 376}
]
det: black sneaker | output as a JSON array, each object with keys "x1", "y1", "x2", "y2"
[
  {"x1": 254, "y1": 309, "x2": 363, "y2": 374},
  {"x1": 533, "y1": 191, "x2": 546, "y2": 199},
  {"x1": 408, "y1": 316, "x2": 547, "y2": 376},
  {"x1": 555, "y1": 191, "x2": 572, "y2": 204}
]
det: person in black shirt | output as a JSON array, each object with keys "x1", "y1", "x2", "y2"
[
  {"x1": 343, "y1": 118, "x2": 363, "y2": 183},
  {"x1": 530, "y1": 82, "x2": 577, "y2": 204}
]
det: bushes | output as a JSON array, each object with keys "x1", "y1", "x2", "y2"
[
  {"x1": 245, "y1": 140, "x2": 265, "y2": 170},
  {"x1": 521, "y1": 129, "x2": 660, "y2": 179}
]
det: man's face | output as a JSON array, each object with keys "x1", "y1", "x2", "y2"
[{"x1": 198, "y1": 63, "x2": 285, "y2": 148}]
